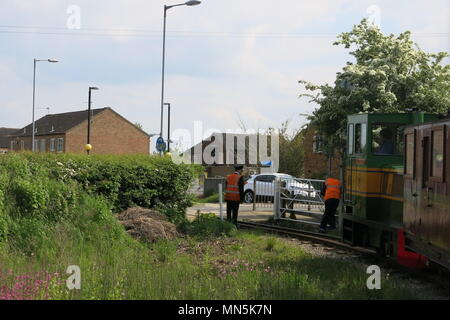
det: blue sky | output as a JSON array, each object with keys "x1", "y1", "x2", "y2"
[{"x1": 0, "y1": 0, "x2": 449, "y2": 151}]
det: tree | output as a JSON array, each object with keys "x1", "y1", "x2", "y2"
[
  {"x1": 299, "y1": 19, "x2": 450, "y2": 147},
  {"x1": 268, "y1": 120, "x2": 305, "y2": 177}
]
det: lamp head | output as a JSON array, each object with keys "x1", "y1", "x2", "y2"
[
  {"x1": 47, "y1": 59, "x2": 59, "y2": 63},
  {"x1": 185, "y1": 0, "x2": 201, "y2": 6},
  {"x1": 89, "y1": 87, "x2": 99, "y2": 91}
]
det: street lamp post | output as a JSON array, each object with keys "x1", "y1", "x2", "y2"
[
  {"x1": 160, "y1": 0, "x2": 201, "y2": 155},
  {"x1": 164, "y1": 102, "x2": 171, "y2": 152},
  {"x1": 32, "y1": 58, "x2": 58, "y2": 152},
  {"x1": 87, "y1": 87, "x2": 99, "y2": 155}
]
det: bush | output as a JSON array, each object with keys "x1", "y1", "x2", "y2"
[
  {"x1": 179, "y1": 213, "x2": 237, "y2": 238},
  {"x1": 10, "y1": 153, "x2": 195, "y2": 222},
  {"x1": 0, "y1": 153, "x2": 196, "y2": 254}
]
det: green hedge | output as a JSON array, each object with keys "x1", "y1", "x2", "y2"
[
  {"x1": 0, "y1": 153, "x2": 197, "y2": 246},
  {"x1": 0, "y1": 153, "x2": 194, "y2": 224},
  {"x1": 13, "y1": 153, "x2": 195, "y2": 215}
]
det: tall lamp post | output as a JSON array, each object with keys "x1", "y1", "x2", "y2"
[
  {"x1": 164, "y1": 102, "x2": 171, "y2": 152},
  {"x1": 32, "y1": 58, "x2": 58, "y2": 152},
  {"x1": 160, "y1": 0, "x2": 201, "y2": 155},
  {"x1": 86, "y1": 87, "x2": 99, "y2": 155}
]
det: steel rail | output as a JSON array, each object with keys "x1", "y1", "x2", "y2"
[{"x1": 237, "y1": 220, "x2": 376, "y2": 256}]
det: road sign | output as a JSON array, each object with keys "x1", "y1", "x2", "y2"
[
  {"x1": 156, "y1": 136, "x2": 164, "y2": 144},
  {"x1": 156, "y1": 137, "x2": 166, "y2": 152}
]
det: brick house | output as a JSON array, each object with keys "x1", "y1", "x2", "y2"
[
  {"x1": 0, "y1": 128, "x2": 19, "y2": 154},
  {"x1": 302, "y1": 124, "x2": 341, "y2": 179},
  {"x1": 9, "y1": 107, "x2": 150, "y2": 154}
]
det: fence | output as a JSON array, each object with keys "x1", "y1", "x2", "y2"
[
  {"x1": 250, "y1": 175, "x2": 325, "y2": 219},
  {"x1": 277, "y1": 178, "x2": 325, "y2": 222}
]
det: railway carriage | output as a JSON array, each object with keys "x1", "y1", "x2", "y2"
[{"x1": 403, "y1": 118, "x2": 450, "y2": 269}]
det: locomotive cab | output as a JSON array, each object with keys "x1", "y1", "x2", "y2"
[{"x1": 342, "y1": 112, "x2": 437, "y2": 255}]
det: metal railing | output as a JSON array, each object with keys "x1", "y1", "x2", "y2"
[
  {"x1": 250, "y1": 176, "x2": 325, "y2": 216},
  {"x1": 251, "y1": 176, "x2": 278, "y2": 210},
  {"x1": 276, "y1": 178, "x2": 325, "y2": 223}
]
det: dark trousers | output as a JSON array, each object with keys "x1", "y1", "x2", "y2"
[
  {"x1": 320, "y1": 198, "x2": 339, "y2": 229},
  {"x1": 226, "y1": 201, "x2": 240, "y2": 224}
]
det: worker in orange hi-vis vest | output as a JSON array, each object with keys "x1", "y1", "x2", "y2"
[
  {"x1": 319, "y1": 176, "x2": 341, "y2": 233},
  {"x1": 224, "y1": 165, "x2": 245, "y2": 225}
]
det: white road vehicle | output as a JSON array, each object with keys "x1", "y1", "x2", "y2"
[{"x1": 243, "y1": 173, "x2": 317, "y2": 203}]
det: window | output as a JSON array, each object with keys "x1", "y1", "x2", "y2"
[
  {"x1": 361, "y1": 123, "x2": 367, "y2": 153},
  {"x1": 432, "y1": 129, "x2": 444, "y2": 178},
  {"x1": 313, "y1": 136, "x2": 324, "y2": 153},
  {"x1": 405, "y1": 133, "x2": 415, "y2": 176},
  {"x1": 257, "y1": 175, "x2": 275, "y2": 182},
  {"x1": 34, "y1": 140, "x2": 39, "y2": 152},
  {"x1": 372, "y1": 123, "x2": 403, "y2": 155},
  {"x1": 348, "y1": 124, "x2": 354, "y2": 155},
  {"x1": 20, "y1": 140, "x2": 24, "y2": 150},
  {"x1": 57, "y1": 138, "x2": 64, "y2": 153},
  {"x1": 40, "y1": 139, "x2": 46, "y2": 152},
  {"x1": 354, "y1": 124, "x2": 367, "y2": 154},
  {"x1": 50, "y1": 139, "x2": 55, "y2": 152}
]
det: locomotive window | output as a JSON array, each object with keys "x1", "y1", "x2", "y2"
[
  {"x1": 372, "y1": 124, "x2": 403, "y2": 155},
  {"x1": 361, "y1": 123, "x2": 367, "y2": 152},
  {"x1": 348, "y1": 124, "x2": 354, "y2": 155},
  {"x1": 354, "y1": 123, "x2": 367, "y2": 154},
  {"x1": 405, "y1": 133, "x2": 415, "y2": 176},
  {"x1": 432, "y1": 130, "x2": 444, "y2": 178},
  {"x1": 355, "y1": 124, "x2": 361, "y2": 153}
]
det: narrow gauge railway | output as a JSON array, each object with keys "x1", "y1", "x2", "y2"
[{"x1": 237, "y1": 220, "x2": 376, "y2": 256}]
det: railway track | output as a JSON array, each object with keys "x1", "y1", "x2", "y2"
[
  {"x1": 238, "y1": 220, "x2": 450, "y2": 296},
  {"x1": 237, "y1": 220, "x2": 377, "y2": 256}
]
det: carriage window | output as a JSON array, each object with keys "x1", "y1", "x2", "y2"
[
  {"x1": 348, "y1": 124, "x2": 354, "y2": 155},
  {"x1": 405, "y1": 133, "x2": 415, "y2": 175},
  {"x1": 432, "y1": 130, "x2": 444, "y2": 178},
  {"x1": 372, "y1": 124, "x2": 402, "y2": 155}
]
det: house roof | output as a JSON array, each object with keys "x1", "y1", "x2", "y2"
[
  {"x1": 11, "y1": 108, "x2": 109, "y2": 137},
  {"x1": 0, "y1": 127, "x2": 20, "y2": 148},
  {"x1": 184, "y1": 132, "x2": 252, "y2": 153},
  {"x1": 10, "y1": 107, "x2": 152, "y2": 138}
]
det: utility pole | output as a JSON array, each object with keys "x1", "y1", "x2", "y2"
[{"x1": 86, "y1": 87, "x2": 99, "y2": 155}]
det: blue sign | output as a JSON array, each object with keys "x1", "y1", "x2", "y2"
[
  {"x1": 156, "y1": 136, "x2": 164, "y2": 144},
  {"x1": 156, "y1": 137, "x2": 166, "y2": 152},
  {"x1": 260, "y1": 160, "x2": 272, "y2": 167}
]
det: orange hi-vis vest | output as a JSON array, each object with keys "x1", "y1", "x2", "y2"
[
  {"x1": 225, "y1": 173, "x2": 242, "y2": 201},
  {"x1": 324, "y1": 178, "x2": 341, "y2": 200}
]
